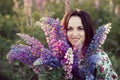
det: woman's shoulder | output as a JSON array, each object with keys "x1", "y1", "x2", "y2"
[{"x1": 97, "y1": 49, "x2": 109, "y2": 60}]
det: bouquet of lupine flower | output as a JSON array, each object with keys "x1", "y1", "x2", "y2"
[
  {"x1": 7, "y1": 17, "x2": 71, "y2": 80},
  {"x1": 7, "y1": 16, "x2": 111, "y2": 80}
]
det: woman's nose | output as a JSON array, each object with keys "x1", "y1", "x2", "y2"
[{"x1": 72, "y1": 31, "x2": 78, "y2": 36}]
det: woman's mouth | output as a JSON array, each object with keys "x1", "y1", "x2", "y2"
[{"x1": 71, "y1": 38, "x2": 80, "y2": 41}]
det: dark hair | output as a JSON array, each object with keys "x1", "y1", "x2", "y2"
[{"x1": 62, "y1": 10, "x2": 94, "y2": 54}]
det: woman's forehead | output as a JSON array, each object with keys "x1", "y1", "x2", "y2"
[{"x1": 68, "y1": 16, "x2": 83, "y2": 27}]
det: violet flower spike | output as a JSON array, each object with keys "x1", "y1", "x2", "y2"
[
  {"x1": 36, "y1": 17, "x2": 70, "y2": 57},
  {"x1": 85, "y1": 23, "x2": 112, "y2": 58},
  {"x1": 63, "y1": 48, "x2": 74, "y2": 80},
  {"x1": 7, "y1": 45, "x2": 36, "y2": 65}
]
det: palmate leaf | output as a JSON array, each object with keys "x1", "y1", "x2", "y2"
[{"x1": 38, "y1": 67, "x2": 64, "y2": 80}]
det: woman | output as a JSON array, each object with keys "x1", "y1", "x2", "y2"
[
  {"x1": 7, "y1": 9, "x2": 118, "y2": 80},
  {"x1": 62, "y1": 10, "x2": 118, "y2": 80}
]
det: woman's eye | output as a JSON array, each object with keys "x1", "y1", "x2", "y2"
[
  {"x1": 78, "y1": 26, "x2": 84, "y2": 30},
  {"x1": 67, "y1": 27, "x2": 73, "y2": 31}
]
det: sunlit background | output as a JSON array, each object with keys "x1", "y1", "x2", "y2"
[{"x1": 0, "y1": 0, "x2": 120, "y2": 80}]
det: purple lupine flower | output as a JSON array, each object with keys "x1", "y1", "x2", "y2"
[
  {"x1": 7, "y1": 45, "x2": 36, "y2": 65},
  {"x1": 7, "y1": 33, "x2": 61, "y2": 74},
  {"x1": 36, "y1": 17, "x2": 70, "y2": 57},
  {"x1": 85, "y1": 23, "x2": 111, "y2": 58},
  {"x1": 62, "y1": 48, "x2": 73, "y2": 80},
  {"x1": 17, "y1": 33, "x2": 43, "y2": 47},
  {"x1": 32, "y1": 48, "x2": 60, "y2": 73},
  {"x1": 65, "y1": 0, "x2": 70, "y2": 14},
  {"x1": 17, "y1": 33, "x2": 44, "y2": 57}
]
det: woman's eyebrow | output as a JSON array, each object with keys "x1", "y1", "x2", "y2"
[
  {"x1": 78, "y1": 26, "x2": 83, "y2": 28},
  {"x1": 67, "y1": 26, "x2": 72, "y2": 28}
]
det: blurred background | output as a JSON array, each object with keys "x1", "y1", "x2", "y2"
[{"x1": 0, "y1": 0, "x2": 120, "y2": 80}]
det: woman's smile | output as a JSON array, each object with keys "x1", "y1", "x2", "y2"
[{"x1": 71, "y1": 38, "x2": 80, "y2": 41}]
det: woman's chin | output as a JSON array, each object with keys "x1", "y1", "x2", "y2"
[{"x1": 72, "y1": 44, "x2": 78, "y2": 48}]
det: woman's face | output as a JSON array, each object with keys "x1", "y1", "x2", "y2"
[{"x1": 67, "y1": 16, "x2": 85, "y2": 47}]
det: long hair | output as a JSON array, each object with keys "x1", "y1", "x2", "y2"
[{"x1": 62, "y1": 10, "x2": 94, "y2": 55}]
